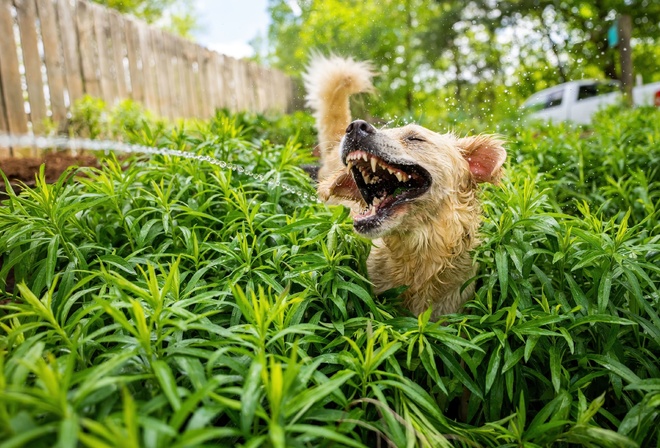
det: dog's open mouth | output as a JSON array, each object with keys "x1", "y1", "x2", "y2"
[{"x1": 346, "y1": 150, "x2": 431, "y2": 231}]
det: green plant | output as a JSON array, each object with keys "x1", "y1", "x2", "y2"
[
  {"x1": 1, "y1": 107, "x2": 659, "y2": 447},
  {"x1": 69, "y1": 95, "x2": 108, "y2": 139}
]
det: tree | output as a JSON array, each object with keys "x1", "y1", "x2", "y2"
[
  {"x1": 496, "y1": 0, "x2": 660, "y2": 83},
  {"x1": 265, "y1": 0, "x2": 443, "y2": 117},
  {"x1": 264, "y1": 0, "x2": 660, "y2": 125}
]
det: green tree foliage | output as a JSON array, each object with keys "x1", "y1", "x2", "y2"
[
  {"x1": 91, "y1": 0, "x2": 198, "y2": 38},
  {"x1": 267, "y1": 0, "x2": 435, "y2": 116},
  {"x1": 265, "y1": 0, "x2": 660, "y2": 123},
  {"x1": 496, "y1": 0, "x2": 660, "y2": 83}
]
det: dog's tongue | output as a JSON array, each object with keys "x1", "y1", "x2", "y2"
[{"x1": 328, "y1": 172, "x2": 362, "y2": 202}]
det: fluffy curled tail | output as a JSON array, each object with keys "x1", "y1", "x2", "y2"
[{"x1": 303, "y1": 55, "x2": 374, "y2": 181}]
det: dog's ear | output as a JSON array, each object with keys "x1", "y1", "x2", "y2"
[
  {"x1": 318, "y1": 168, "x2": 361, "y2": 203},
  {"x1": 458, "y1": 135, "x2": 506, "y2": 184}
]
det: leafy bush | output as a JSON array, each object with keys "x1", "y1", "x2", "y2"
[
  {"x1": 69, "y1": 95, "x2": 108, "y2": 139},
  {"x1": 1, "y1": 108, "x2": 659, "y2": 447}
]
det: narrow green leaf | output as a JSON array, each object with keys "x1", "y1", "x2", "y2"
[
  {"x1": 597, "y1": 270, "x2": 612, "y2": 313},
  {"x1": 495, "y1": 247, "x2": 508, "y2": 300},
  {"x1": 549, "y1": 345, "x2": 561, "y2": 393},
  {"x1": 152, "y1": 360, "x2": 182, "y2": 412},
  {"x1": 241, "y1": 359, "x2": 263, "y2": 434},
  {"x1": 485, "y1": 345, "x2": 502, "y2": 394}
]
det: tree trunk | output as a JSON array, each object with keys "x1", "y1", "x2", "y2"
[{"x1": 618, "y1": 14, "x2": 633, "y2": 105}]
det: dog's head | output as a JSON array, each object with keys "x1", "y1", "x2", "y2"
[{"x1": 320, "y1": 119, "x2": 506, "y2": 238}]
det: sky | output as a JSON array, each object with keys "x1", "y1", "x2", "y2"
[{"x1": 191, "y1": 0, "x2": 271, "y2": 59}]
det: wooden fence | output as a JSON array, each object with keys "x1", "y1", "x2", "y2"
[{"x1": 0, "y1": 0, "x2": 296, "y2": 157}]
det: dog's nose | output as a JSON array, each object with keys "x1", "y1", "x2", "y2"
[{"x1": 346, "y1": 120, "x2": 376, "y2": 139}]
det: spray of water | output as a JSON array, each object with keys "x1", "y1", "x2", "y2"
[{"x1": 0, "y1": 134, "x2": 320, "y2": 203}]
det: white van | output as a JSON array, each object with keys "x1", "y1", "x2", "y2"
[{"x1": 522, "y1": 80, "x2": 660, "y2": 124}]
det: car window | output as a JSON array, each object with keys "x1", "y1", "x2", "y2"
[
  {"x1": 545, "y1": 90, "x2": 563, "y2": 108},
  {"x1": 578, "y1": 84, "x2": 599, "y2": 100},
  {"x1": 524, "y1": 89, "x2": 564, "y2": 111},
  {"x1": 578, "y1": 82, "x2": 620, "y2": 101}
]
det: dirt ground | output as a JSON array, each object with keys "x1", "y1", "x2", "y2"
[{"x1": 0, "y1": 153, "x2": 99, "y2": 191}]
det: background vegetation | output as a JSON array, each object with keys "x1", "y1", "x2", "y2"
[
  {"x1": 90, "y1": 0, "x2": 660, "y2": 125},
  {"x1": 90, "y1": 0, "x2": 198, "y2": 38},
  {"x1": 263, "y1": 0, "x2": 660, "y2": 125},
  {"x1": 1, "y1": 105, "x2": 659, "y2": 447}
]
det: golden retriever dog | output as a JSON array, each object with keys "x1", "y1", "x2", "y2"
[{"x1": 304, "y1": 55, "x2": 506, "y2": 318}]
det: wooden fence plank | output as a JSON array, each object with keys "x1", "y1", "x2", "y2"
[
  {"x1": 109, "y1": 10, "x2": 128, "y2": 100},
  {"x1": 0, "y1": 68, "x2": 8, "y2": 135},
  {"x1": 203, "y1": 49, "x2": 217, "y2": 116},
  {"x1": 236, "y1": 58, "x2": 248, "y2": 112},
  {"x1": 152, "y1": 29, "x2": 169, "y2": 118},
  {"x1": 152, "y1": 29, "x2": 168, "y2": 119},
  {"x1": 203, "y1": 49, "x2": 215, "y2": 117},
  {"x1": 194, "y1": 45, "x2": 208, "y2": 118},
  {"x1": 268, "y1": 71, "x2": 276, "y2": 112},
  {"x1": 138, "y1": 23, "x2": 156, "y2": 112},
  {"x1": 91, "y1": 2, "x2": 116, "y2": 105},
  {"x1": 159, "y1": 32, "x2": 173, "y2": 118},
  {"x1": 177, "y1": 38, "x2": 193, "y2": 118},
  {"x1": 14, "y1": 0, "x2": 47, "y2": 134},
  {"x1": 209, "y1": 52, "x2": 222, "y2": 112},
  {"x1": 168, "y1": 33, "x2": 183, "y2": 119},
  {"x1": 242, "y1": 59, "x2": 252, "y2": 112},
  {"x1": 57, "y1": 0, "x2": 84, "y2": 106},
  {"x1": 245, "y1": 61, "x2": 255, "y2": 112},
  {"x1": 36, "y1": 0, "x2": 67, "y2": 128},
  {"x1": 222, "y1": 56, "x2": 233, "y2": 111},
  {"x1": 0, "y1": 0, "x2": 29, "y2": 135},
  {"x1": 230, "y1": 57, "x2": 241, "y2": 111},
  {"x1": 148, "y1": 27, "x2": 162, "y2": 114},
  {"x1": 0, "y1": 57, "x2": 9, "y2": 156},
  {"x1": 208, "y1": 52, "x2": 219, "y2": 112},
  {"x1": 124, "y1": 18, "x2": 143, "y2": 103},
  {"x1": 218, "y1": 53, "x2": 230, "y2": 110},
  {"x1": 185, "y1": 41, "x2": 200, "y2": 118},
  {"x1": 171, "y1": 36, "x2": 184, "y2": 118},
  {"x1": 196, "y1": 47, "x2": 208, "y2": 118},
  {"x1": 76, "y1": 0, "x2": 99, "y2": 97}
]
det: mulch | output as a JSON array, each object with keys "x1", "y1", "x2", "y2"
[{"x1": 0, "y1": 153, "x2": 100, "y2": 192}]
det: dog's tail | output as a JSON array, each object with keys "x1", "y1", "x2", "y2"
[{"x1": 303, "y1": 55, "x2": 374, "y2": 180}]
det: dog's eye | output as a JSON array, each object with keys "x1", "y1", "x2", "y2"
[{"x1": 406, "y1": 135, "x2": 425, "y2": 143}]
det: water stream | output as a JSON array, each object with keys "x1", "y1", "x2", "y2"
[{"x1": 0, "y1": 133, "x2": 320, "y2": 203}]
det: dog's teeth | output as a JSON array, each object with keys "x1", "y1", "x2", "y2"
[
  {"x1": 395, "y1": 171, "x2": 404, "y2": 182},
  {"x1": 387, "y1": 168, "x2": 395, "y2": 175},
  {"x1": 362, "y1": 153, "x2": 368, "y2": 162},
  {"x1": 370, "y1": 157, "x2": 378, "y2": 172},
  {"x1": 373, "y1": 197, "x2": 381, "y2": 206}
]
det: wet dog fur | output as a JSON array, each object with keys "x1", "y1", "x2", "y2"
[{"x1": 304, "y1": 55, "x2": 506, "y2": 318}]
